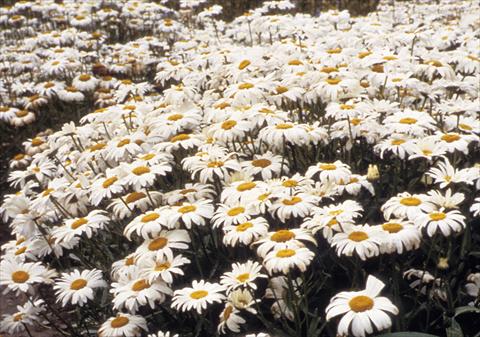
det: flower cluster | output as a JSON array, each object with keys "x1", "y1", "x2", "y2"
[{"x1": 1, "y1": 0, "x2": 479, "y2": 337}]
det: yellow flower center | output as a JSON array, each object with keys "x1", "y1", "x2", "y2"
[
  {"x1": 141, "y1": 213, "x2": 159, "y2": 222},
  {"x1": 237, "y1": 182, "x2": 256, "y2": 191},
  {"x1": 132, "y1": 166, "x2": 150, "y2": 175},
  {"x1": 348, "y1": 231, "x2": 369, "y2": 242},
  {"x1": 31, "y1": 137, "x2": 44, "y2": 146},
  {"x1": 238, "y1": 83, "x2": 254, "y2": 90},
  {"x1": 276, "y1": 249, "x2": 296, "y2": 258},
  {"x1": 238, "y1": 60, "x2": 251, "y2": 70},
  {"x1": 178, "y1": 205, "x2": 196, "y2": 214},
  {"x1": 13, "y1": 313, "x2": 23, "y2": 322},
  {"x1": 458, "y1": 123, "x2": 472, "y2": 131},
  {"x1": 125, "y1": 257, "x2": 135, "y2": 266},
  {"x1": 422, "y1": 149, "x2": 432, "y2": 156},
  {"x1": 221, "y1": 120, "x2": 237, "y2": 130},
  {"x1": 282, "y1": 196, "x2": 302, "y2": 205},
  {"x1": 321, "y1": 66, "x2": 338, "y2": 73},
  {"x1": 79, "y1": 74, "x2": 91, "y2": 81},
  {"x1": 429, "y1": 212, "x2": 446, "y2": 221},
  {"x1": 349, "y1": 295, "x2": 374, "y2": 312},
  {"x1": 155, "y1": 262, "x2": 171, "y2": 271},
  {"x1": 288, "y1": 59, "x2": 303, "y2": 65},
  {"x1": 16, "y1": 110, "x2": 29, "y2": 117},
  {"x1": 382, "y1": 223, "x2": 403, "y2": 233},
  {"x1": 275, "y1": 123, "x2": 293, "y2": 129},
  {"x1": 148, "y1": 237, "x2": 168, "y2": 251},
  {"x1": 320, "y1": 164, "x2": 337, "y2": 170},
  {"x1": 399, "y1": 117, "x2": 417, "y2": 124},
  {"x1": 282, "y1": 179, "x2": 298, "y2": 187},
  {"x1": 236, "y1": 222, "x2": 253, "y2": 232},
  {"x1": 126, "y1": 192, "x2": 146, "y2": 203},
  {"x1": 271, "y1": 229, "x2": 295, "y2": 242},
  {"x1": 358, "y1": 51, "x2": 372, "y2": 59},
  {"x1": 89, "y1": 142, "x2": 106, "y2": 151},
  {"x1": 441, "y1": 133, "x2": 460, "y2": 143},
  {"x1": 391, "y1": 139, "x2": 405, "y2": 145},
  {"x1": 207, "y1": 161, "x2": 224, "y2": 168},
  {"x1": 190, "y1": 290, "x2": 208, "y2": 299},
  {"x1": 371, "y1": 64, "x2": 384, "y2": 73},
  {"x1": 117, "y1": 138, "x2": 130, "y2": 147},
  {"x1": 383, "y1": 55, "x2": 397, "y2": 61},
  {"x1": 15, "y1": 247, "x2": 27, "y2": 255},
  {"x1": 110, "y1": 316, "x2": 129, "y2": 328},
  {"x1": 236, "y1": 273, "x2": 250, "y2": 282},
  {"x1": 11, "y1": 271, "x2": 29, "y2": 283},
  {"x1": 252, "y1": 158, "x2": 271, "y2": 168},
  {"x1": 425, "y1": 60, "x2": 443, "y2": 67},
  {"x1": 223, "y1": 305, "x2": 233, "y2": 320},
  {"x1": 327, "y1": 48, "x2": 342, "y2": 54},
  {"x1": 227, "y1": 207, "x2": 245, "y2": 216},
  {"x1": 71, "y1": 217, "x2": 88, "y2": 229},
  {"x1": 276, "y1": 86, "x2": 288, "y2": 94},
  {"x1": 400, "y1": 197, "x2": 421, "y2": 206},
  {"x1": 70, "y1": 278, "x2": 87, "y2": 290},
  {"x1": 167, "y1": 113, "x2": 183, "y2": 121},
  {"x1": 170, "y1": 133, "x2": 190, "y2": 142},
  {"x1": 326, "y1": 77, "x2": 341, "y2": 85},
  {"x1": 132, "y1": 279, "x2": 150, "y2": 291}
]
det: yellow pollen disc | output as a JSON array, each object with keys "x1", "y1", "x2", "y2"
[
  {"x1": 349, "y1": 295, "x2": 374, "y2": 312},
  {"x1": 360, "y1": 80, "x2": 370, "y2": 88},
  {"x1": 276, "y1": 86, "x2": 288, "y2": 94},
  {"x1": 441, "y1": 133, "x2": 460, "y2": 143},
  {"x1": 320, "y1": 163, "x2": 337, "y2": 170},
  {"x1": 15, "y1": 247, "x2": 26, "y2": 255},
  {"x1": 371, "y1": 64, "x2": 384, "y2": 73},
  {"x1": 400, "y1": 197, "x2": 421, "y2": 206},
  {"x1": 141, "y1": 153, "x2": 156, "y2": 160},
  {"x1": 426, "y1": 60, "x2": 443, "y2": 67},
  {"x1": 221, "y1": 120, "x2": 237, "y2": 130},
  {"x1": 132, "y1": 279, "x2": 150, "y2": 291},
  {"x1": 167, "y1": 113, "x2": 183, "y2": 121},
  {"x1": 399, "y1": 117, "x2": 417, "y2": 124},
  {"x1": 79, "y1": 74, "x2": 91, "y2": 81},
  {"x1": 125, "y1": 257, "x2": 135, "y2": 266},
  {"x1": 207, "y1": 161, "x2": 224, "y2": 168},
  {"x1": 190, "y1": 290, "x2": 208, "y2": 299},
  {"x1": 321, "y1": 66, "x2": 338, "y2": 73},
  {"x1": 382, "y1": 223, "x2": 403, "y2": 233},
  {"x1": 429, "y1": 212, "x2": 446, "y2": 221},
  {"x1": 71, "y1": 218, "x2": 88, "y2": 229},
  {"x1": 327, "y1": 218, "x2": 338, "y2": 227},
  {"x1": 237, "y1": 182, "x2": 256, "y2": 191},
  {"x1": 252, "y1": 158, "x2": 271, "y2": 168},
  {"x1": 392, "y1": 78, "x2": 402, "y2": 82},
  {"x1": 223, "y1": 305, "x2": 233, "y2": 321},
  {"x1": 42, "y1": 188, "x2": 54, "y2": 197},
  {"x1": 282, "y1": 196, "x2": 302, "y2": 205},
  {"x1": 383, "y1": 55, "x2": 397, "y2": 61},
  {"x1": 89, "y1": 143, "x2": 106, "y2": 151},
  {"x1": 238, "y1": 83, "x2": 254, "y2": 90},
  {"x1": 259, "y1": 108, "x2": 273, "y2": 114},
  {"x1": 391, "y1": 139, "x2": 405, "y2": 145},
  {"x1": 16, "y1": 110, "x2": 29, "y2": 117},
  {"x1": 31, "y1": 138, "x2": 44, "y2": 147},
  {"x1": 132, "y1": 166, "x2": 150, "y2": 175},
  {"x1": 340, "y1": 104, "x2": 354, "y2": 110},
  {"x1": 215, "y1": 102, "x2": 230, "y2": 109},
  {"x1": 126, "y1": 192, "x2": 146, "y2": 203},
  {"x1": 142, "y1": 213, "x2": 159, "y2": 222},
  {"x1": 13, "y1": 313, "x2": 23, "y2": 322},
  {"x1": 148, "y1": 237, "x2": 168, "y2": 251},
  {"x1": 288, "y1": 59, "x2": 303, "y2": 65},
  {"x1": 236, "y1": 222, "x2": 253, "y2": 232},
  {"x1": 258, "y1": 193, "x2": 270, "y2": 201},
  {"x1": 358, "y1": 51, "x2": 372, "y2": 59},
  {"x1": 236, "y1": 273, "x2": 250, "y2": 282},
  {"x1": 275, "y1": 123, "x2": 293, "y2": 129},
  {"x1": 282, "y1": 179, "x2": 298, "y2": 187},
  {"x1": 117, "y1": 138, "x2": 130, "y2": 147},
  {"x1": 271, "y1": 229, "x2": 295, "y2": 242},
  {"x1": 178, "y1": 205, "x2": 196, "y2": 214},
  {"x1": 276, "y1": 249, "x2": 296, "y2": 258},
  {"x1": 16, "y1": 237, "x2": 26, "y2": 245},
  {"x1": 70, "y1": 278, "x2": 87, "y2": 290},
  {"x1": 12, "y1": 271, "x2": 29, "y2": 283},
  {"x1": 422, "y1": 149, "x2": 432, "y2": 156},
  {"x1": 102, "y1": 176, "x2": 117, "y2": 188},
  {"x1": 121, "y1": 79, "x2": 133, "y2": 85},
  {"x1": 348, "y1": 231, "x2": 369, "y2": 242},
  {"x1": 227, "y1": 207, "x2": 245, "y2": 216},
  {"x1": 170, "y1": 133, "x2": 190, "y2": 142},
  {"x1": 326, "y1": 78, "x2": 341, "y2": 85},
  {"x1": 110, "y1": 316, "x2": 129, "y2": 328},
  {"x1": 350, "y1": 118, "x2": 362, "y2": 126},
  {"x1": 327, "y1": 48, "x2": 342, "y2": 54},
  {"x1": 458, "y1": 123, "x2": 472, "y2": 131},
  {"x1": 155, "y1": 262, "x2": 171, "y2": 271},
  {"x1": 238, "y1": 60, "x2": 251, "y2": 70}
]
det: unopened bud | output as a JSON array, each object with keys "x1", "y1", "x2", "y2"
[
  {"x1": 367, "y1": 164, "x2": 380, "y2": 181},
  {"x1": 437, "y1": 257, "x2": 449, "y2": 270}
]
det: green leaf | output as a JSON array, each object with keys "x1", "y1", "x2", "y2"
[
  {"x1": 375, "y1": 333, "x2": 439, "y2": 337},
  {"x1": 446, "y1": 319, "x2": 463, "y2": 337},
  {"x1": 454, "y1": 305, "x2": 480, "y2": 317}
]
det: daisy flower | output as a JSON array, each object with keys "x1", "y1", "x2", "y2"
[
  {"x1": 377, "y1": 220, "x2": 421, "y2": 254},
  {"x1": 220, "y1": 260, "x2": 267, "y2": 293},
  {"x1": 139, "y1": 254, "x2": 191, "y2": 284},
  {"x1": 171, "y1": 280, "x2": 226, "y2": 314},
  {"x1": 331, "y1": 224, "x2": 387, "y2": 260},
  {"x1": 269, "y1": 192, "x2": 319, "y2": 221},
  {"x1": 426, "y1": 159, "x2": 476, "y2": 188},
  {"x1": 263, "y1": 246, "x2": 315, "y2": 274},
  {"x1": 471, "y1": 197, "x2": 480, "y2": 217},
  {"x1": 381, "y1": 192, "x2": 435, "y2": 221},
  {"x1": 170, "y1": 199, "x2": 214, "y2": 228},
  {"x1": 98, "y1": 313, "x2": 147, "y2": 337},
  {"x1": 241, "y1": 152, "x2": 285, "y2": 180},
  {"x1": 254, "y1": 228, "x2": 317, "y2": 258},
  {"x1": 305, "y1": 160, "x2": 352, "y2": 183},
  {"x1": 0, "y1": 298, "x2": 45, "y2": 335},
  {"x1": 213, "y1": 203, "x2": 253, "y2": 228},
  {"x1": 124, "y1": 207, "x2": 171, "y2": 240},
  {"x1": 52, "y1": 210, "x2": 110, "y2": 245},
  {"x1": 135, "y1": 230, "x2": 190, "y2": 262},
  {"x1": 54, "y1": 269, "x2": 107, "y2": 307},
  {"x1": 417, "y1": 208, "x2": 466, "y2": 237},
  {"x1": 223, "y1": 217, "x2": 270, "y2": 247},
  {"x1": 122, "y1": 162, "x2": 171, "y2": 189},
  {"x1": 325, "y1": 275, "x2": 398, "y2": 337},
  {"x1": 0, "y1": 259, "x2": 55, "y2": 295}
]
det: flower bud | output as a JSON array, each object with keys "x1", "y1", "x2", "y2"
[{"x1": 367, "y1": 164, "x2": 379, "y2": 181}]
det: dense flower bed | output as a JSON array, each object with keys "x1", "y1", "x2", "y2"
[{"x1": 0, "y1": 1, "x2": 479, "y2": 337}]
